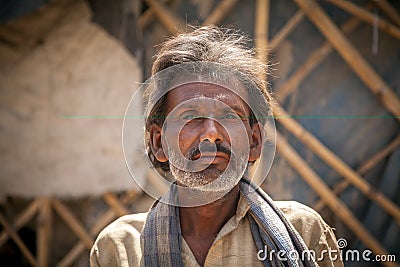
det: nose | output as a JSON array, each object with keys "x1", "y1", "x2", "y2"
[{"x1": 199, "y1": 118, "x2": 223, "y2": 143}]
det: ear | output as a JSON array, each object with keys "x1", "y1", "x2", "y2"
[
  {"x1": 248, "y1": 122, "x2": 262, "y2": 162},
  {"x1": 149, "y1": 124, "x2": 168, "y2": 162}
]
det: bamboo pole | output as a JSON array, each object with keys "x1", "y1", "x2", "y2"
[
  {"x1": 36, "y1": 198, "x2": 52, "y2": 267},
  {"x1": 269, "y1": 10, "x2": 304, "y2": 51},
  {"x1": 314, "y1": 134, "x2": 400, "y2": 211},
  {"x1": 276, "y1": 17, "x2": 361, "y2": 101},
  {"x1": 250, "y1": 0, "x2": 269, "y2": 181},
  {"x1": 0, "y1": 199, "x2": 40, "y2": 247},
  {"x1": 139, "y1": 0, "x2": 174, "y2": 29},
  {"x1": 276, "y1": 132, "x2": 398, "y2": 267},
  {"x1": 326, "y1": 0, "x2": 400, "y2": 40},
  {"x1": 103, "y1": 192, "x2": 129, "y2": 217},
  {"x1": 202, "y1": 0, "x2": 239, "y2": 26},
  {"x1": 294, "y1": 0, "x2": 400, "y2": 120},
  {"x1": 138, "y1": 8, "x2": 155, "y2": 29},
  {"x1": 0, "y1": 212, "x2": 36, "y2": 266},
  {"x1": 57, "y1": 210, "x2": 116, "y2": 267},
  {"x1": 374, "y1": 0, "x2": 400, "y2": 26},
  {"x1": 357, "y1": 135, "x2": 400, "y2": 174},
  {"x1": 275, "y1": 106, "x2": 400, "y2": 223},
  {"x1": 51, "y1": 199, "x2": 93, "y2": 249},
  {"x1": 57, "y1": 243, "x2": 86, "y2": 267},
  {"x1": 56, "y1": 191, "x2": 138, "y2": 267},
  {"x1": 144, "y1": 0, "x2": 186, "y2": 34},
  {"x1": 88, "y1": 210, "x2": 117, "y2": 236},
  {"x1": 255, "y1": 0, "x2": 270, "y2": 82}
]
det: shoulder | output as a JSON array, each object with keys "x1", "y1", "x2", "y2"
[
  {"x1": 275, "y1": 200, "x2": 326, "y2": 226},
  {"x1": 90, "y1": 213, "x2": 148, "y2": 267},
  {"x1": 93, "y1": 212, "x2": 148, "y2": 245},
  {"x1": 275, "y1": 201, "x2": 343, "y2": 267},
  {"x1": 275, "y1": 201, "x2": 333, "y2": 249},
  {"x1": 101, "y1": 212, "x2": 148, "y2": 235}
]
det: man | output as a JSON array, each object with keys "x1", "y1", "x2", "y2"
[{"x1": 90, "y1": 26, "x2": 343, "y2": 267}]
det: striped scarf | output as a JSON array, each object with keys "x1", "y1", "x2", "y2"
[{"x1": 141, "y1": 179, "x2": 317, "y2": 267}]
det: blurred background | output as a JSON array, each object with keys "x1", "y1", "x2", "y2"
[{"x1": 0, "y1": 0, "x2": 399, "y2": 266}]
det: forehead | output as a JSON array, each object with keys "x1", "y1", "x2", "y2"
[{"x1": 165, "y1": 82, "x2": 250, "y2": 112}]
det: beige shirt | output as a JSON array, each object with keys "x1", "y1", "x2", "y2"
[{"x1": 90, "y1": 195, "x2": 343, "y2": 267}]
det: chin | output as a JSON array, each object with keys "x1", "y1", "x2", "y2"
[
  {"x1": 173, "y1": 170, "x2": 219, "y2": 188},
  {"x1": 170, "y1": 151, "x2": 248, "y2": 193},
  {"x1": 171, "y1": 165, "x2": 239, "y2": 193}
]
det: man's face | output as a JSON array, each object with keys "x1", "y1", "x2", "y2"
[{"x1": 150, "y1": 82, "x2": 262, "y2": 191}]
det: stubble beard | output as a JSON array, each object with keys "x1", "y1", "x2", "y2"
[{"x1": 169, "y1": 151, "x2": 247, "y2": 193}]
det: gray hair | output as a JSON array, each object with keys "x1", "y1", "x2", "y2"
[{"x1": 145, "y1": 25, "x2": 273, "y2": 172}]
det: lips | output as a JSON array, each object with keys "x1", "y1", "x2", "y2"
[{"x1": 191, "y1": 151, "x2": 230, "y2": 163}]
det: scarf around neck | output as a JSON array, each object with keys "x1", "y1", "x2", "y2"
[{"x1": 140, "y1": 178, "x2": 317, "y2": 267}]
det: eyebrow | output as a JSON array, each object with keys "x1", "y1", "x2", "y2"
[
  {"x1": 171, "y1": 94, "x2": 249, "y2": 115},
  {"x1": 174, "y1": 104, "x2": 248, "y2": 118}
]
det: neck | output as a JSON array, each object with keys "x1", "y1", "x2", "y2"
[{"x1": 179, "y1": 185, "x2": 240, "y2": 237}]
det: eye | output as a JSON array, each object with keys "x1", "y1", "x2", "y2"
[
  {"x1": 181, "y1": 114, "x2": 197, "y2": 120},
  {"x1": 180, "y1": 113, "x2": 202, "y2": 121},
  {"x1": 220, "y1": 113, "x2": 240, "y2": 119}
]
